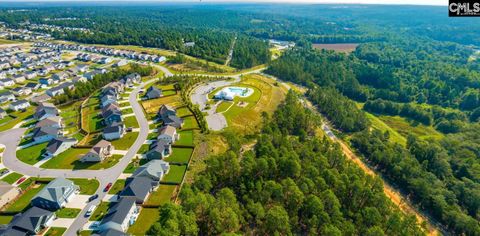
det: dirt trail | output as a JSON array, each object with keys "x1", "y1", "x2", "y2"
[{"x1": 300, "y1": 98, "x2": 440, "y2": 236}]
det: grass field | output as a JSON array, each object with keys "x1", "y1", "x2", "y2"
[
  {"x1": 3, "y1": 184, "x2": 45, "y2": 213},
  {"x1": 0, "y1": 215, "x2": 13, "y2": 224},
  {"x1": 176, "y1": 130, "x2": 194, "y2": 146},
  {"x1": 44, "y1": 227, "x2": 66, "y2": 236},
  {"x1": 0, "y1": 39, "x2": 19, "y2": 44},
  {"x1": 182, "y1": 116, "x2": 199, "y2": 130},
  {"x1": 162, "y1": 165, "x2": 187, "y2": 183},
  {"x1": 56, "y1": 208, "x2": 81, "y2": 218},
  {"x1": 89, "y1": 201, "x2": 112, "y2": 221},
  {"x1": 312, "y1": 43, "x2": 359, "y2": 53},
  {"x1": 108, "y1": 179, "x2": 125, "y2": 195},
  {"x1": 1, "y1": 172, "x2": 23, "y2": 184},
  {"x1": 69, "y1": 179, "x2": 99, "y2": 195},
  {"x1": 0, "y1": 106, "x2": 34, "y2": 132},
  {"x1": 165, "y1": 147, "x2": 193, "y2": 164},
  {"x1": 111, "y1": 132, "x2": 138, "y2": 150},
  {"x1": 145, "y1": 184, "x2": 177, "y2": 205},
  {"x1": 138, "y1": 144, "x2": 150, "y2": 154},
  {"x1": 141, "y1": 95, "x2": 183, "y2": 115},
  {"x1": 176, "y1": 107, "x2": 193, "y2": 117},
  {"x1": 218, "y1": 74, "x2": 287, "y2": 133},
  {"x1": 16, "y1": 142, "x2": 48, "y2": 165},
  {"x1": 157, "y1": 84, "x2": 175, "y2": 91},
  {"x1": 127, "y1": 208, "x2": 160, "y2": 236},
  {"x1": 216, "y1": 101, "x2": 233, "y2": 113},
  {"x1": 40, "y1": 148, "x2": 90, "y2": 169},
  {"x1": 365, "y1": 112, "x2": 407, "y2": 146},
  {"x1": 124, "y1": 116, "x2": 139, "y2": 128},
  {"x1": 162, "y1": 90, "x2": 177, "y2": 96},
  {"x1": 378, "y1": 115, "x2": 444, "y2": 141}
]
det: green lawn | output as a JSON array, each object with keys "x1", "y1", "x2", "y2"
[
  {"x1": 111, "y1": 132, "x2": 138, "y2": 150},
  {"x1": 0, "y1": 215, "x2": 13, "y2": 224},
  {"x1": 162, "y1": 90, "x2": 177, "y2": 96},
  {"x1": 145, "y1": 185, "x2": 177, "y2": 205},
  {"x1": 16, "y1": 143, "x2": 48, "y2": 165},
  {"x1": 56, "y1": 208, "x2": 81, "y2": 218},
  {"x1": 176, "y1": 130, "x2": 194, "y2": 146},
  {"x1": 162, "y1": 165, "x2": 187, "y2": 183},
  {"x1": 176, "y1": 107, "x2": 193, "y2": 117},
  {"x1": 40, "y1": 148, "x2": 89, "y2": 169},
  {"x1": 138, "y1": 144, "x2": 150, "y2": 154},
  {"x1": 216, "y1": 101, "x2": 233, "y2": 113},
  {"x1": 18, "y1": 177, "x2": 35, "y2": 190},
  {"x1": 1, "y1": 172, "x2": 23, "y2": 184},
  {"x1": 182, "y1": 116, "x2": 199, "y2": 130},
  {"x1": 122, "y1": 108, "x2": 133, "y2": 114},
  {"x1": 127, "y1": 208, "x2": 160, "y2": 236},
  {"x1": 365, "y1": 112, "x2": 407, "y2": 146},
  {"x1": 89, "y1": 201, "x2": 112, "y2": 221},
  {"x1": 4, "y1": 184, "x2": 46, "y2": 213},
  {"x1": 88, "y1": 114, "x2": 104, "y2": 132},
  {"x1": 108, "y1": 179, "x2": 125, "y2": 195},
  {"x1": 123, "y1": 159, "x2": 149, "y2": 173},
  {"x1": 78, "y1": 230, "x2": 93, "y2": 236},
  {"x1": 45, "y1": 227, "x2": 66, "y2": 236},
  {"x1": 0, "y1": 107, "x2": 34, "y2": 132},
  {"x1": 164, "y1": 148, "x2": 193, "y2": 164},
  {"x1": 124, "y1": 116, "x2": 139, "y2": 128},
  {"x1": 69, "y1": 179, "x2": 99, "y2": 195}
]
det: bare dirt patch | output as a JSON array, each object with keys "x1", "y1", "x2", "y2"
[{"x1": 312, "y1": 43, "x2": 359, "y2": 53}]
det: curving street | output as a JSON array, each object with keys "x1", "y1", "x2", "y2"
[{"x1": 0, "y1": 77, "x2": 152, "y2": 236}]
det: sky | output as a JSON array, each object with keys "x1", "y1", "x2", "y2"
[{"x1": 0, "y1": 0, "x2": 448, "y2": 6}]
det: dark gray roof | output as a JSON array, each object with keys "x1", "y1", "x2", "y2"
[
  {"x1": 33, "y1": 178, "x2": 77, "y2": 203},
  {"x1": 46, "y1": 137, "x2": 76, "y2": 154},
  {"x1": 119, "y1": 177, "x2": 156, "y2": 202},
  {"x1": 163, "y1": 115, "x2": 183, "y2": 127},
  {"x1": 146, "y1": 86, "x2": 162, "y2": 98},
  {"x1": 103, "y1": 125, "x2": 122, "y2": 134},
  {"x1": 10, "y1": 100, "x2": 29, "y2": 107},
  {"x1": 25, "y1": 82, "x2": 39, "y2": 88},
  {"x1": 8, "y1": 206, "x2": 54, "y2": 234},
  {"x1": 32, "y1": 126, "x2": 59, "y2": 138},
  {"x1": 149, "y1": 139, "x2": 171, "y2": 156},
  {"x1": 100, "y1": 197, "x2": 136, "y2": 230}
]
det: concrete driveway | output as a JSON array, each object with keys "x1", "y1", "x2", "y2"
[{"x1": 65, "y1": 195, "x2": 90, "y2": 209}]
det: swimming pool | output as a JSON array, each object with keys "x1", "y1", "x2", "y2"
[{"x1": 214, "y1": 86, "x2": 253, "y2": 100}]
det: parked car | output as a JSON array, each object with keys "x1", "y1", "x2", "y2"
[
  {"x1": 85, "y1": 205, "x2": 96, "y2": 217},
  {"x1": 90, "y1": 221, "x2": 100, "y2": 230},
  {"x1": 88, "y1": 194, "x2": 99, "y2": 202},
  {"x1": 125, "y1": 127, "x2": 133, "y2": 132},
  {"x1": 103, "y1": 182, "x2": 112, "y2": 192},
  {"x1": 0, "y1": 169, "x2": 10, "y2": 177},
  {"x1": 16, "y1": 177, "x2": 26, "y2": 185}
]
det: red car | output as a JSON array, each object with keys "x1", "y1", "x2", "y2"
[
  {"x1": 16, "y1": 177, "x2": 26, "y2": 185},
  {"x1": 104, "y1": 182, "x2": 112, "y2": 192}
]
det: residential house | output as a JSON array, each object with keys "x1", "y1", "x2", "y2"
[
  {"x1": 102, "y1": 108, "x2": 123, "y2": 126},
  {"x1": 1, "y1": 207, "x2": 55, "y2": 235},
  {"x1": 80, "y1": 140, "x2": 114, "y2": 162},
  {"x1": 113, "y1": 59, "x2": 128, "y2": 67},
  {"x1": 34, "y1": 103, "x2": 59, "y2": 120},
  {"x1": 0, "y1": 181, "x2": 20, "y2": 209},
  {"x1": 145, "y1": 86, "x2": 162, "y2": 100},
  {"x1": 0, "y1": 62, "x2": 10, "y2": 70},
  {"x1": 76, "y1": 64, "x2": 88, "y2": 72},
  {"x1": 157, "y1": 125, "x2": 179, "y2": 144},
  {"x1": 45, "y1": 137, "x2": 77, "y2": 157},
  {"x1": 132, "y1": 160, "x2": 170, "y2": 181},
  {"x1": 158, "y1": 105, "x2": 183, "y2": 128},
  {"x1": 0, "y1": 78, "x2": 14, "y2": 87},
  {"x1": 35, "y1": 116, "x2": 62, "y2": 129},
  {"x1": 11, "y1": 87, "x2": 28, "y2": 97},
  {"x1": 31, "y1": 178, "x2": 79, "y2": 211},
  {"x1": 146, "y1": 139, "x2": 172, "y2": 160},
  {"x1": 102, "y1": 122, "x2": 125, "y2": 141},
  {"x1": 100, "y1": 95, "x2": 118, "y2": 108},
  {"x1": 98, "y1": 197, "x2": 139, "y2": 233},
  {"x1": 24, "y1": 71, "x2": 37, "y2": 80},
  {"x1": 99, "y1": 57, "x2": 113, "y2": 64},
  {"x1": 25, "y1": 82, "x2": 41, "y2": 91},
  {"x1": 9, "y1": 100, "x2": 30, "y2": 111},
  {"x1": 12, "y1": 74, "x2": 25, "y2": 83},
  {"x1": 46, "y1": 86, "x2": 64, "y2": 97},
  {"x1": 39, "y1": 78, "x2": 54, "y2": 86},
  {"x1": 0, "y1": 92, "x2": 15, "y2": 104},
  {"x1": 31, "y1": 126, "x2": 60, "y2": 143},
  {"x1": 52, "y1": 72, "x2": 68, "y2": 81},
  {"x1": 119, "y1": 177, "x2": 157, "y2": 204},
  {"x1": 0, "y1": 109, "x2": 7, "y2": 119},
  {"x1": 72, "y1": 76, "x2": 87, "y2": 84}
]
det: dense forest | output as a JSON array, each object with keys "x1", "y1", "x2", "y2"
[{"x1": 147, "y1": 92, "x2": 425, "y2": 235}]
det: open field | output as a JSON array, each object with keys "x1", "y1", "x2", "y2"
[
  {"x1": 3, "y1": 184, "x2": 45, "y2": 213},
  {"x1": 162, "y1": 165, "x2": 187, "y2": 183},
  {"x1": 215, "y1": 101, "x2": 233, "y2": 113},
  {"x1": 44, "y1": 227, "x2": 67, "y2": 236},
  {"x1": 1, "y1": 172, "x2": 23, "y2": 184},
  {"x1": 40, "y1": 146, "x2": 123, "y2": 170},
  {"x1": 176, "y1": 130, "x2": 194, "y2": 146},
  {"x1": 111, "y1": 132, "x2": 139, "y2": 150},
  {"x1": 127, "y1": 208, "x2": 159, "y2": 235},
  {"x1": 378, "y1": 115, "x2": 444, "y2": 141},
  {"x1": 364, "y1": 112, "x2": 407, "y2": 146},
  {"x1": 69, "y1": 178, "x2": 99, "y2": 195},
  {"x1": 312, "y1": 43, "x2": 359, "y2": 53},
  {"x1": 16, "y1": 142, "x2": 48, "y2": 165},
  {"x1": 145, "y1": 184, "x2": 177, "y2": 205},
  {"x1": 219, "y1": 74, "x2": 287, "y2": 133},
  {"x1": 141, "y1": 95, "x2": 183, "y2": 115},
  {"x1": 165, "y1": 147, "x2": 194, "y2": 164}
]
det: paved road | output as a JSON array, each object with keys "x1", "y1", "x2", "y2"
[{"x1": 0, "y1": 78, "x2": 152, "y2": 236}]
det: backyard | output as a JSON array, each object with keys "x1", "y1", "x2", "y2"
[
  {"x1": 162, "y1": 165, "x2": 187, "y2": 183},
  {"x1": 127, "y1": 208, "x2": 160, "y2": 236},
  {"x1": 145, "y1": 184, "x2": 177, "y2": 206},
  {"x1": 2, "y1": 184, "x2": 46, "y2": 213},
  {"x1": 164, "y1": 147, "x2": 194, "y2": 164},
  {"x1": 111, "y1": 132, "x2": 139, "y2": 150}
]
